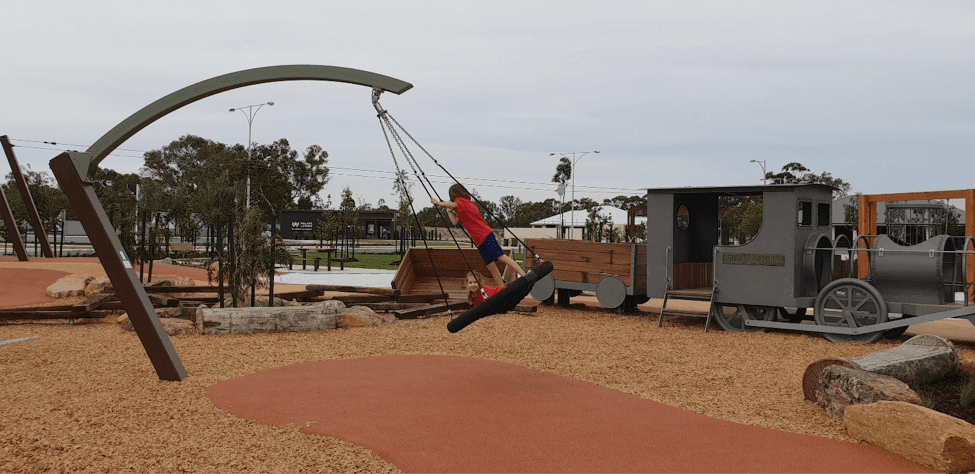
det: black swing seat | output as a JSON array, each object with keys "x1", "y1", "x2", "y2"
[{"x1": 447, "y1": 261, "x2": 554, "y2": 333}]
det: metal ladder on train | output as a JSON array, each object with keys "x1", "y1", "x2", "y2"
[
  {"x1": 656, "y1": 287, "x2": 717, "y2": 332},
  {"x1": 656, "y1": 247, "x2": 717, "y2": 332}
]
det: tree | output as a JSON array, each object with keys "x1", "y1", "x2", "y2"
[
  {"x1": 3, "y1": 166, "x2": 69, "y2": 237},
  {"x1": 248, "y1": 139, "x2": 330, "y2": 219},
  {"x1": 602, "y1": 195, "x2": 646, "y2": 211},
  {"x1": 89, "y1": 167, "x2": 141, "y2": 259},
  {"x1": 552, "y1": 157, "x2": 571, "y2": 187},
  {"x1": 497, "y1": 195, "x2": 523, "y2": 228},
  {"x1": 766, "y1": 162, "x2": 852, "y2": 198}
]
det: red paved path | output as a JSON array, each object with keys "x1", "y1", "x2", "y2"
[
  {"x1": 208, "y1": 355, "x2": 931, "y2": 473},
  {"x1": 0, "y1": 267, "x2": 71, "y2": 307}
]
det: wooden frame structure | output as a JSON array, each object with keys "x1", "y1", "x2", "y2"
[
  {"x1": 858, "y1": 189, "x2": 975, "y2": 301},
  {"x1": 49, "y1": 65, "x2": 413, "y2": 381}
]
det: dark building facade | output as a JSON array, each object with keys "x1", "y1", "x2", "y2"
[{"x1": 278, "y1": 209, "x2": 396, "y2": 240}]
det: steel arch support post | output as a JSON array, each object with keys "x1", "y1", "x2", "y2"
[
  {"x1": 48, "y1": 65, "x2": 410, "y2": 381},
  {"x1": 0, "y1": 181, "x2": 28, "y2": 261},
  {"x1": 50, "y1": 152, "x2": 187, "y2": 381},
  {"x1": 2, "y1": 135, "x2": 54, "y2": 258}
]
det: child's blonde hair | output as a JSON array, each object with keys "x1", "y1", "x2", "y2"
[{"x1": 465, "y1": 271, "x2": 481, "y2": 305}]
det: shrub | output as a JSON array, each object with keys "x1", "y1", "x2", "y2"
[{"x1": 960, "y1": 374, "x2": 975, "y2": 407}]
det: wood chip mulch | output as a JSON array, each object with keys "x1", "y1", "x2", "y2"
[{"x1": 2, "y1": 306, "x2": 972, "y2": 473}]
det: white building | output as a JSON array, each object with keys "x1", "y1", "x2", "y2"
[{"x1": 528, "y1": 206, "x2": 647, "y2": 241}]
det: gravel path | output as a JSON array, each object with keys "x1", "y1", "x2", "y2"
[{"x1": 3, "y1": 306, "x2": 969, "y2": 472}]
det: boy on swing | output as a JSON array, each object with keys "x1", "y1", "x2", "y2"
[{"x1": 431, "y1": 184, "x2": 526, "y2": 288}]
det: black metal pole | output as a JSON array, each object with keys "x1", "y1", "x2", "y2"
[
  {"x1": 217, "y1": 216, "x2": 224, "y2": 308},
  {"x1": 229, "y1": 214, "x2": 236, "y2": 308}
]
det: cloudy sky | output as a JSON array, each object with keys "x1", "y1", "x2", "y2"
[{"x1": 2, "y1": 1, "x2": 972, "y2": 209}]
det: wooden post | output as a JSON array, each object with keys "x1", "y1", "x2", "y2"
[
  {"x1": 49, "y1": 152, "x2": 187, "y2": 381},
  {"x1": 0, "y1": 182, "x2": 28, "y2": 261},
  {"x1": 1, "y1": 136, "x2": 54, "y2": 258}
]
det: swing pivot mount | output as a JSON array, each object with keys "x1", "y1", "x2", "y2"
[{"x1": 372, "y1": 87, "x2": 386, "y2": 115}]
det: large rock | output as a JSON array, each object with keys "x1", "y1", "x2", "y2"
[
  {"x1": 83, "y1": 276, "x2": 115, "y2": 297},
  {"x1": 844, "y1": 401, "x2": 975, "y2": 472},
  {"x1": 46, "y1": 274, "x2": 96, "y2": 299},
  {"x1": 815, "y1": 365, "x2": 922, "y2": 418},
  {"x1": 147, "y1": 276, "x2": 196, "y2": 298},
  {"x1": 197, "y1": 301, "x2": 342, "y2": 335},
  {"x1": 337, "y1": 306, "x2": 397, "y2": 328}
]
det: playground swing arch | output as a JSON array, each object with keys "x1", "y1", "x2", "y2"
[{"x1": 48, "y1": 64, "x2": 550, "y2": 381}]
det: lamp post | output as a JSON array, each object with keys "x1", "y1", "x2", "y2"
[
  {"x1": 229, "y1": 101, "x2": 274, "y2": 208},
  {"x1": 550, "y1": 150, "x2": 599, "y2": 239},
  {"x1": 749, "y1": 159, "x2": 767, "y2": 185}
]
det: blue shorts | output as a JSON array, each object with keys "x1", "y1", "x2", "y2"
[{"x1": 477, "y1": 233, "x2": 505, "y2": 265}]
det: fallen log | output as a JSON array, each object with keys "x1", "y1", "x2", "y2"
[
  {"x1": 308, "y1": 293, "x2": 447, "y2": 305},
  {"x1": 306, "y1": 284, "x2": 399, "y2": 297},
  {"x1": 143, "y1": 286, "x2": 220, "y2": 293},
  {"x1": 71, "y1": 294, "x2": 114, "y2": 314},
  {"x1": 393, "y1": 301, "x2": 469, "y2": 319},
  {"x1": 196, "y1": 301, "x2": 343, "y2": 335},
  {"x1": 272, "y1": 289, "x2": 325, "y2": 301}
]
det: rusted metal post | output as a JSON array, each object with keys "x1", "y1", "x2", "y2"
[
  {"x1": 1, "y1": 136, "x2": 54, "y2": 258},
  {"x1": 0, "y1": 182, "x2": 29, "y2": 261},
  {"x1": 50, "y1": 152, "x2": 187, "y2": 381}
]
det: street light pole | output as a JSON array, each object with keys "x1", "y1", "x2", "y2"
[
  {"x1": 749, "y1": 159, "x2": 768, "y2": 185},
  {"x1": 550, "y1": 150, "x2": 599, "y2": 239},
  {"x1": 230, "y1": 101, "x2": 274, "y2": 208}
]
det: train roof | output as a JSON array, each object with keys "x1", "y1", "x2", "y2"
[{"x1": 644, "y1": 183, "x2": 836, "y2": 195}]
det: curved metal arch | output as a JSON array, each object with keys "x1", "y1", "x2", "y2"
[{"x1": 71, "y1": 64, "x2": 413, "y2": 180}]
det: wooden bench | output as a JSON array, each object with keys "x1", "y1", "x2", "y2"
[
  {"x1": 330, "y1": 257, "x2": 357, "y2": 271},
  {"x1": 169, "y1": 242, "x2": 196, "y2": 257},
  {"x1": 288, "y1": 257, "x2": 321, "y2": 271}
]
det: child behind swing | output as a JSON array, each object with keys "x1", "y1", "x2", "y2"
[
  {"x1": 465, "y1": 272, "x2": 502, "y2": 306},
  {"x1": 431, "y1": 184, "x2": 526, "y2": 288}
]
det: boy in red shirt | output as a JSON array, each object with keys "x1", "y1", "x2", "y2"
[{"x1": 432, "y1": 184, "x2": 527, "y2": 288}]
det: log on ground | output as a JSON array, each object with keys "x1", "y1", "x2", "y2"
[{"x1": 196, "y1": 301, "x2": 344, "y2": 335}]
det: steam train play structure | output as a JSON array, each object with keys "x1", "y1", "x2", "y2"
[{"x1": 525, "y1": 183, "x2": 975, "y2": 343}]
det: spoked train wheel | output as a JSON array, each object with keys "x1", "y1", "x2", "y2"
[
  {"x1": 813, "y1": 278, "x2": 888, "y2": 344},
  {"x1": 711, "y1": 303, "x2": 774, "y2": 332}
]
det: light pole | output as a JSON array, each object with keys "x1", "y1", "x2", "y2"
[
  {"x1": 749, "y1": 159, "x2": 767, "y2": 185},
  {"x1": 550, "y1": 150, "x2": 599, "y2": 239},
  {"x1": 230, "y1": 101, "x2": 274, "y2": 208}
]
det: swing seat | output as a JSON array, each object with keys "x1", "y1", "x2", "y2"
[{"x1": 447, "y1": 261, "x2": 554, "y2": 333}]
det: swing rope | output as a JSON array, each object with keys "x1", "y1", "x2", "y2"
[
  {"x1": 375, "y1": 89, "x2": 496, "y2": 314},
  {"x1": 381, "y1": 110, "x2": 545, "y2": 264}
]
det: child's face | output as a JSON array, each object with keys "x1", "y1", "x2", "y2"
[{"x1": 466, "y1": 275, "x2": 479, "y2": 291}]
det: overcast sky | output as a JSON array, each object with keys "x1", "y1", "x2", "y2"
[{"x1": 2, "y1": 1, "x2": 972, "y2": 209}]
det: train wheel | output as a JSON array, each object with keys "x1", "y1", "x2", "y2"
[
  {"x1": 813, "y1": 278, "x2": 888, "y2": 344},
  {"x1": 777, "y1": 307, "x2": 807, "y2": 324},
  {"x1": 711, "y1": 303, "x2": 771, "y2": 332}
]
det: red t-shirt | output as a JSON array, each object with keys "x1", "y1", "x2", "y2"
[
  {"x1": 470, "y1": 285, "x2": 503, "y2": 305},
  {"x1": 454, "y1": 197, "x2": 493, "y2": 246}
]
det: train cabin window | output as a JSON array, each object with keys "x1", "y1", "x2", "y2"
[
  {"x1": 817, "y1": 203, "x2": 831, "y2": 228},
  {"x1": 797, "y1": 201, "x2": 813, "y2": 226},
  {"x1": 676, "y1": 205, "x2": 690, "y2": 231}
]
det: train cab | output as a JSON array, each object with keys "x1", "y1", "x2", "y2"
[{"x1": 647, "y1": 184, "x2": 837, "y2": 331}]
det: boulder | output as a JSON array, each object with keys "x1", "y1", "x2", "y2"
[
  {"x1": 337, "y1": 306, "x2": 398, "y2": 328},
  {"x1": 844, "y1": 401, "x2": 975, "y2": 473},
  {"x1": 46, "y1": 274, "x2": 95, "y2": 299},
  {"x1": 83, "y1": 276, "x2": 115, "y2": 297},
  {"x1": 121, "y1": 317, "x2": 196, "y2": 336},
  {"x1": 147, "y1": 276, "x2": 196, "y2": 298},
  {"x1": 853, "y1": 334, "x2": 960, "y2": 386},
  {"x1": 802, "y1": 357, "x2": 863, "y2": 402},
  {"x1": 815, "y1": 365, "x2": 922, "y2": 418},
  {"x1": 197, "y1": 301, "x2": 342, "y2": 335}
]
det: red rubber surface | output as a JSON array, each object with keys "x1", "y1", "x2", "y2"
[{"x1": 208, "y1": 355, "x2": 931, "y2": 473}]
